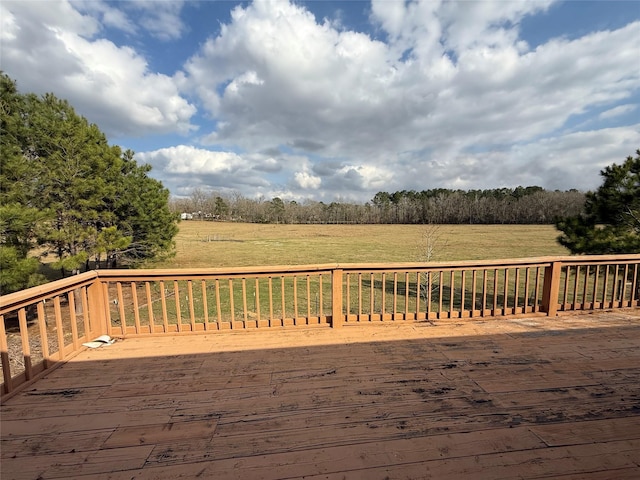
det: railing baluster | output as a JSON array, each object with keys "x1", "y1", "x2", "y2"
[
  {"x1": 268, "y1": 277, "x2": 274, "y2": 324},
  {"x1": 381, "y1": 272, "x2": 386, "y2": 320},
  {"x1": 492, "y1": 269, "x2": 498, "y2": 316},
  {"x1": 603, "y1": 266, "x2": 611, "y2": 308},
  {"x1": 482, "y1": 269, "x2": 488, "y2": 316},
  {"x1": 160, "y1": 281, "x2": 169, "y2": 332},
  {"x1": 369, "y1": 272, "x2": 374, "y2": 320},
  {"x1": 174, "y1": 280, "x2": 182, "y2": 332},
  {"x1": 427, "y1": 271, "x2": 433, "y2": 319},
  {"x1": 523, "y1": 267, "x2": 531, "y2": 313},
  {"x1": 81, "y1": 287, "x2": 91, "y2": 340},
  {"x1": 319, "y1": 274, "x2": 324, "y2": 320},
  {"x1": 581, "y1": 266, "x2": 590, "y2": 310},
  {"x1": 392, "y1": 272, "x2": 398, "y2": 319},
  {"x1": 255, "y1": 277, "x2": 262, "y2": 327},
  {"x1": 438, "y1": 271, "x2": 444, "y2": 318},
  {"x1": 36, "y1": 302, "x2": 51, "y2": 368},
  {"x1": 612, "y1": 265, "x2": 620, "y2": 307},
  {"x1": 18, "y1": 308, "x2": 32, "y2": 380},
  {"x1": 201, "y1": 280, "x2": 209, "y2": 330},
  {"x1": 293, "y1": 275, "x2": 299, "y2": 324},
  {"x1": 620, "y1": 264, "x2": 629, "y2": 305},
  {"x1": 229, "y1": 279, "x2": 235, "y2": 328},
  {"x1": 562, "y1": 266, "x2": 570, "y2": 311},
  {"x1": 99, "y1": 282, "x2": 111, "y2": 338},
  {"x1": 461, "y1": 270, "x2": 466, "y2": 317},
  {"x1": 572, "y1": 266, "x2": 581, "y2": 310},
  {"x1": 144, "y1": 282, "x2": 156, "y2": 333},
  {"x1": 592, "y1": 265, "x2": 600, "y2": 309},
  {"x1": 471, "y1": 270, "x2": 477, "y2": 317},
  {"x1": 53, "y1": 296, "x2": 65, "y2": 360},
  {"x1": 215, "y1": 279, "x2": 222, "y2": 327},
  {"x1": 131, "y1": 282, "x2": 141, "y2": 334},
  {"x1": 449, "y1": 270, "x2": 455, "y2": 317},
  {"x1": 280, "y1": 277, "x2": 286, "y2": 323},
  {"x1": 514, "y1": 268, "x2": 520, "y2": 314},
  {"x1": 534, "y1": 266, "x2": 541, "y2": 311},
  {"x1": 416, "y1": 272, "x2": 422, "y2": 319},
  {"x1": 345, "y1": 274, "x2": 350, "y2": 322},
  {"x1": 242, "y1": 278, "x2": 249, "y2": 325},
  {"x1": 116, "y1": 282, "x2": 126, "y2": 335},
  {"x1": 188, "y1": 280, "x2": 196, "y2": 331},
  {"x1": 405, "y1": 272, "x2": 410, "y2": 319},
  {"x1": 68, "y1": 291, "x2": 79, "y2": 350},
  {"x1": 308, "y1": 274, "x2": 314, "y2": 323},
  {"x1": 503, "y1": 268, "x2": 509, "y2": 315},
  {"x1": 631, "y1": 264, "x2": 638, "y2": 305}
]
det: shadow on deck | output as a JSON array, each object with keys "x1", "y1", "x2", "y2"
[{"x1": 2, "y1": 310, "x2": 640, "y2": 479}]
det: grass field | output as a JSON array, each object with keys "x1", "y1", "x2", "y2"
[{"x1": 158, "y1": 222, "x2": 569, "y2": 269}]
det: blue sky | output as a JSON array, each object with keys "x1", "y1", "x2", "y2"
[{"x1": 2, "y1": 0, "x2": 639, "y2": 202}]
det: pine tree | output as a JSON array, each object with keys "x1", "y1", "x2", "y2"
[
  {"x1": 556, "y1": 151, "x2": 640, "y2": 254},
  {"x1": 0, "y1": 73, "x2": 178, "y2": 291},
  {"x1": 0, "y1": 75, "x2": 47, "y2": 292}
]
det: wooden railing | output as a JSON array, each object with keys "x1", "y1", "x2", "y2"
[
  {"x1": 0, "y1": 272, "x2": 106, "y2": 400},
  {"x1": 1, "y1": 255, "x2": 639, "y2": 400},
  {"x1": 97, "y1": 265, "x2": 335, "y2": 334}
]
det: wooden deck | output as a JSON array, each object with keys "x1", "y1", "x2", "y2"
[{"x1": 2, "y1": 311, "x2": 640, "y2": 479}]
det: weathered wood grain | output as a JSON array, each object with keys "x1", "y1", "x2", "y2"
[{"x1": 1, "y1": 310, "x2": 639, "y2": 479}]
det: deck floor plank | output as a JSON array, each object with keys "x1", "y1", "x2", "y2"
[
  {"x1": 2, "y1": 310, "x2": 640, "y2": 479},
  {"x1": 303, "y1": 439, "x2": 640, "y2": 480}
]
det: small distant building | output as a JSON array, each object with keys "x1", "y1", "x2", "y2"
[{"x1": 180, "y1": 213, "x2": 193, "y2": 220}]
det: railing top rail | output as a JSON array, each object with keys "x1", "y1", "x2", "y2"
[
  {"x1": 93, "y1": 255, "x2": 640, "y2": 279},
  {"x1": 337, "y1": 257, "x2": 556, "y2": 272},
  {"x1": 91, "y1": 259, "x2": 555, "y2": 282},
  {"x1": 555, "y1": 254, "x2": 640, "y2": 266},
  {"x1": 0, "y1": 271, "x2": 98, "y2": 313},
  {"x1": 93, "y1": 264, "x2": 337, "y2": 281}
]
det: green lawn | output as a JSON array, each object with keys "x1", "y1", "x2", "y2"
[{"x1": 158, "y1": 222, "x2": 569, "y2": 269}]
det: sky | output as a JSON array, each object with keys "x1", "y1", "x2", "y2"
[{"x1": 1, "y1": 0, "x2": 639, "y2": 203}]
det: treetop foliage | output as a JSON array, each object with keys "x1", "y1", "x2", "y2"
[
  {"x1": 0, "y1": 73, "x2": 178, "y2": 294},
  {"x1": 556, "y1": 150, "x2": 640, "y2": 254}
]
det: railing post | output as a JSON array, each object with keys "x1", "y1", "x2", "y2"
[
  {"x1": 332, "y1": 268, "x2": 343, "y2": 328},
  {"x1": 0, "y1": 314, "x2": 13, "y2": 395},
  {"x1": 87, "y1": 275, "x2": 109, "y2": 338},
  {"x1": 541, "y1": 261, "x2": 562, "y2": 316}
]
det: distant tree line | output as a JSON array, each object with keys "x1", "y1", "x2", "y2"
[{"x1": 171, "y1": 186, "x2": 586, "y2": 225}]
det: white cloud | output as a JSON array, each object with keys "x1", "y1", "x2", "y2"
[
  {"x1": 599, "y1": 104, "x2": 637, "y2": 120},
  {"x1": 73, "y1": 0, "x2": 187, "y2": 40},
  {"x1": 517, "y1": 125, "x2": 640, "y2": 187},
  {"x1": 2, "y1": 0, "x2": 638, "y2": 202},
  {"x1": 183, "y1": 0, "x2": 396, "y2": 152},
  {"x1": 142, "y1": 146, "x2": 245, "y2": 174},
  {"x1": 138, "y1": 146, "x2": 276, "y2": 198},
  {"x1": 436, "y1": 0, "x2": 554, "y2": 52},
  {"x1": 369, "y1": 0, "x2": 551, "y2": 63},
  {"x1": 294, "y1": 170, "x2": 321, "y2": 190},
  {"x1": 0, "y1": 1, "x2": 195, "y2": 137},
  {"x1": 129, "y1": 1, "x2": 187, "y2": 40},
  {"x1": 178, "y1": 1, "x2": 639, "y2": 200},
  {"x1": 335, "y1": 164, "x2": 391, "y2": 191},
  {"x1": 416, "y1": 125, "x2": 640, "y2": 192},
  {"x1": 73, "y1": 0, "x2": 137, "y2": 35}
]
